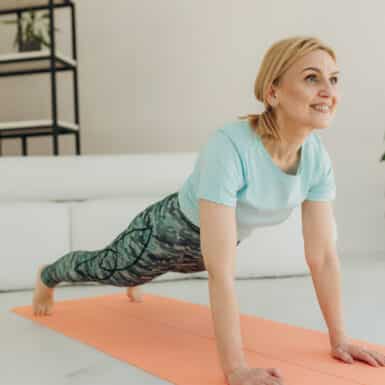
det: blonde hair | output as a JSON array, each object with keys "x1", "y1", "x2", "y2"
[{"x1": 238, "y1": 36, "x2": 336, "y2": 141}]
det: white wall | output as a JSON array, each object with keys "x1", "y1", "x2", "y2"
[{"x1": 0, "y1": 0, "x2": 384, "y2": 256}]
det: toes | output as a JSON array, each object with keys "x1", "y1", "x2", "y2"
[
  {"x1": 34, "y1": 304, "x2": 48, "y2": 316},
  {"x1": 135, "y1": 294, "x2": 143, "y2": 302},
  {"x1": 32, "y1": 303, "x2": 39, "y2": 316},
  {"x1": 127, "y1": 287, "x2": 143, "y2": 302},
  {"x1": 45, "y1": 305, "x2": 53, "y2": 315},
  {"x1": 132, "y1": 291, "x2": 143, "y2": 302},
  {"x1": 127, "y1": 293, "x2": 143, "y2": 302}
]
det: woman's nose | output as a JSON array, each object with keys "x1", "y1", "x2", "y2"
[
  {"x1": 318, "y1": 88, "x2": 334, "y2": 102},
  {"x1": 319, "y1": 79, "x2": 335, "y2": 95}
]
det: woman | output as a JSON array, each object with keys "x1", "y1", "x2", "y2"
[{"x1": 33, "y1": 36, "x2": 385, "y2": 385}]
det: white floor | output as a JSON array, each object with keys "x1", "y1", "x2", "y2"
[{"x1": 1, "y1": 251, "x2": 385, "y2": 385}]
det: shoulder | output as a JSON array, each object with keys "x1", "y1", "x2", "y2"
[
  {"x1": 307, "y1": 132, "x2": 329, "y2": 156},
  {"x1": 306, "y1": 132, "x2": 333, "y2": 173},
  {"x1": 199, "y1": 121, "x2": 248, "y2": 172},
  {"x1": 214, "y1": 119, "x2": 253, "y2": 151},
  {"x1": 202, "y1": 120, "x2": 249, "y2": 151}
]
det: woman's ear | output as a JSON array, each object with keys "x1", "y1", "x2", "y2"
[
  {"x1": 266, "y1": 83, "x2": 279, "y2": 107},
  {"x1": 267, "y1": 94, "x2": 279, "y2": 109}
]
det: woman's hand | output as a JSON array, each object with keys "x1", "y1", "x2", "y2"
[
  {"x1": 227, "y1": 367, "x2": 285, "y2": 385},
  {"x1": 331, "y1": 342, "x2": 385, "y2": 367}
]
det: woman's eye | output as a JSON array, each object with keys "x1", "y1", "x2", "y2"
[
  {"x1": 305, "y1": 74, "x2": 339, "y2": 85},
  {"x1": 305, "y1": 75, "x2": 317, "y2": 82},
  {"x1": 330, "y1": 76, "x2": 338, "y2": 84}
]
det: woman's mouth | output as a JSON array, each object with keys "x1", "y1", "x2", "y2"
[{"x1": 310, "y1": 104, "x2": 331, "y2": 113}]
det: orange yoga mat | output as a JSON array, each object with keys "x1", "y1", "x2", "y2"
[{"x1": 12, "y1": 293, "x2": 385, "y2": 385}]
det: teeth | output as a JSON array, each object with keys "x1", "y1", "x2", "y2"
[{"x1": 312, "y1": 104, "x2": 330, "y2": 112}]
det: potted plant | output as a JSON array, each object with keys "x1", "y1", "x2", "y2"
[{"x1": 1, "y1": 10, "x2": 60, "y2": 52}]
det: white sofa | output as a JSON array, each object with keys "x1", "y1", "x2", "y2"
[{"x1": 0, "y1": 153, "x2": 317, "y2": 292}]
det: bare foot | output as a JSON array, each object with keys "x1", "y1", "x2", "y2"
[
  {"x1": 32, "y1": 265, "x2": 55, "y2": 316},
  {"x1": 126, "y1": 286, "x2": 143, "y2": 302}
]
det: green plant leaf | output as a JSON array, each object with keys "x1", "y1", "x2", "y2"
[
  {"x1": 31, "y1": 32, "x2": 41, "y2": 40},
  {"x1": 35, "y1": 30, "x2": 50, "y2": 44},
  {"x1": 12, "y1": 34, "x2": 18, "y2": 48}
]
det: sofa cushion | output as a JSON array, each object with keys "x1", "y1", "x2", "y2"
[
  {"x1": 70, "y1": 196, "x2": 161, "y2": 251},
  {"x1": 0, "y1": 202, "x2": 71, "y2": 291},
  {"x1": 0, "y1": 154, "x2": 197, "y2": 202}
]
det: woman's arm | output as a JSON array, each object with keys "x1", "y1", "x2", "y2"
[
  {"x1": 207, "y1": 274, "x2": 248, "y2": 377},
  {"x1": 199, "y1": 199, "x2": 248, "y2": 377},
  {"x1": 301, "y1": 200, "x2": 347, "y2": 346},
  {"x1": 308, "y1": 257, "x2": 347, "y2": 347}
]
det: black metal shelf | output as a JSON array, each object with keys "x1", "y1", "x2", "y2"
[
  {"x1": 0, "y1": 49, "x2": 76, "y2": 76},
  {"x1": 0, "y1": 119, "x2": 78, "y2": 135},
  {"x1": 0, "y1": 1, "x2": 69, "y2": 15},
  {"x1": 0, "y1": 0, "x2": 81, "y2": 156}
]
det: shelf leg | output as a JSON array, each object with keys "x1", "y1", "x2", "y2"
[
  {"x1": 53, "y1": 133, "x2": 59, "y2": 155},
  {"x1": 75, "y1": 132, "x2": 81, "y2": 155},
  {"x1": 21, "y1": 136, "x2": 28, "y2": 156},
  {"x1": 48, "y1": 0, "x2": 59, "y2": 156},
  {"x1": 71, "y1": 2, "x2": 81, "y2": 156}
]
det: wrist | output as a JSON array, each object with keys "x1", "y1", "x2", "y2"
[
  {"x1": 226, "y1": 365, "x2": 248, "y2": 379},
  {"x1": 329, "y1": 332, "x2": 349, "y2": 347}
]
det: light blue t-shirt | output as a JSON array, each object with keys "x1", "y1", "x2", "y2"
[{"x1": 177, "y1": 119, "x2": 336, "y2": 242}]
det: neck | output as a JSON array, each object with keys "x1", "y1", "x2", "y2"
[{"x1": 262, "y1": 114, "x2": 311, "y2": 163}]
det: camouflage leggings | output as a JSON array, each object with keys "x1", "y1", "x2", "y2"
[{"x1": 41, "y1": 192, "x2": 241, "y2": 288}]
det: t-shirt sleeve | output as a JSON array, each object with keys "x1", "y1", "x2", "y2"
[
  {"x1": 306, "y1": 139, "x2": 336, "y2": 202},
  {"x1": 196, "y1": 131, "x2": 245, "y2": 207}
]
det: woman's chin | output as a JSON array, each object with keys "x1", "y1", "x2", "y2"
[
  {"x1": 313, "y1": 116, "x2": 333, "y2": 127},
  {"x1": 315, "y1": 121, "x2": 332, "y2": 129}
]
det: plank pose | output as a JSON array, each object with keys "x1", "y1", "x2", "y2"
[{"x1": 33, "y1": 36, "x2": 385, "y2": 385}]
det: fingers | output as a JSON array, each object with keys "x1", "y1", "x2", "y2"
[
  {"x1": 333, "y1": 346, "x2": 354, "y2": 364},
  {"x1": 268, "y1": 367, "x2": 283, "y2": 378},
  {"x1": 335, "y1": 345, "x2": 385, "y2": 367},
  {"x1": 265, "y1": 378, "x2": 283, "y2": 385},
  {"x1": 361, "y1": 350, "x2": 385, "y2": 367},
  {"x1": 266, "y1": 368, "x2": 284, "y2": 385},
  {"x1": 341, "y1": 353, "x2": 354, "y2": 364},
  {"x1": 373, "y1": 352, "x2": 385, "y2": 366},
  {"x1": 356, "y1": 349, "x2": 383, "y2": 367}
]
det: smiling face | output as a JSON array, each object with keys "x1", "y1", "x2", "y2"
[{"x1": 269, "y1": 49, "x2": 341, "y2": 131}]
